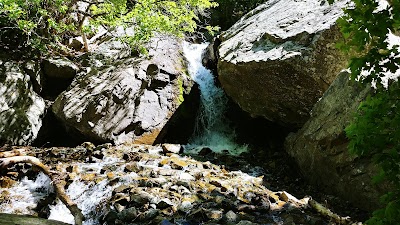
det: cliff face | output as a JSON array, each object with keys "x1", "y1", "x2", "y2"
[
  {"x1": 217, "y1": 0, "x2": 350, "y2": 127},
  {"x1": 285, "y1": 71, "x2": 389, "y2": 211}
]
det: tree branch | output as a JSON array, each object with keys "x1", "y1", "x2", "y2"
[
  {"x1": 309, "y1": 199, "x2": 353, "y2": 225},
  {"x1": 0, "y1": 156, "x2": 84, "y2": 225}
]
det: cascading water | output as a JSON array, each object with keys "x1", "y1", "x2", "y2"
[
  {"x1": 0, "y1": 43, "x2": 250, "y2": 225},
  {"x1": 183, "y1": 42, "x2": 247, "y2": 155}
]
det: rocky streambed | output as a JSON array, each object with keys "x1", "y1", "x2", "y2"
[{"x1": 0, "y1": 143, "x2": 365, "y2": 225}]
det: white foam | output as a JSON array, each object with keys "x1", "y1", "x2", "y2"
[
  {"x1": 183, "y1": 42, "x2": 248, "y2": 155},
  {"x1": 0, "y1": 172, "x2": 53, "y2": 215}
]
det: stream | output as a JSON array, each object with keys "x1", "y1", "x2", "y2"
[
  {"x1": 0, "y1": 42, "x2": 364, "y2": 225},
  {"x1": 182, "y1": 42, "x2": 247, "y2": 156}
]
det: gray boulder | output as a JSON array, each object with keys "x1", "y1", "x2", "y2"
[
  {"x1": 218, "y1": 0, "x2": 350, "y2": 127},
  {"x1": 285, "y1": 71, "x2": 386, "y2": 211},
  {"x1": 0, "y1": 61, "x2": 46, "y2": 145},
  {"x1": 43, "y1": 57, "x2": 79, "y2": 79},
  {"x1": 52, "y1": 37, "x2": 193, "y2": 144}
]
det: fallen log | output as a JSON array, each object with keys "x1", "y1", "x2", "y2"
[
  {"x1": 309, "y1": 199, "x2": 357, "y2": 225},
  {"x1": 0, "y1": 156, "x2": 84, "y2": 225}
]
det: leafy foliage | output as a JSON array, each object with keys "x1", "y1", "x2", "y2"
[
  {"x1": 0, "y1": 0, "x2": 218, "y2": 54},
  {"x1": 330, "y1": 0, "x2": 400, "y2": 224},
  {"x1": 331, "y1": 0, "x2": 400, "y2": 88},
  {"x1": 345, "y1": 83, "x2": 400, "y2": 224}
]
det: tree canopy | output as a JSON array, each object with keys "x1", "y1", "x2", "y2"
[{"x1": 0, "y1": 0, "x2": 218, "y2": 54}]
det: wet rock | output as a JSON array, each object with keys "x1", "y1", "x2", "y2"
[
  {"x1": 236, "y1": 220, "x2": 257, "y2": 225},
  {"x1": 218, "y1": 0, "x2": 350, "y2": 127},
  {"x1": 157, "y1": 198, "x2": 174, "y2": 209},
  {"x1": 202, "y1": 38, "x2": 221, "y2": 74},
  {"x1": 118, "y1": 207, "x2": 138, "y2": 222},
  {"x1": 160, "y1": 219, "x2": 174, "y2": 225},
  {"x1": 162, "y1": 144, "x2": 182, "y2": 154},
  {"x1": 103, "y1": 210, "x2": 118, "y2": 225},
  {"x1": 112, "y1": 193, "x2": 130, "y2": 206},
  {"x1": 114, "y1": 203, "x2": 125, "y2": 213},
  {"x1": 179, "y1": 201, "x2": 193, "y2": 213},
  {"x1": 0, "y1": 61, "x2": 46, "y2": 145},
  {"x1": 199, "y1": 147, "x2": 213, "y2": 156},
  {"x1": 139, "y1": 208, "x2": 159, "y2": 221},
  {"x1": 179, "y1": 172, "x2": 195, "y2": 181},
  {"x1": 224, "y1": 210, "x2": 237, "y2": 223},
  {"x1": 130, "y1": 190, "x2": 152, "y2": 206},
  {"x1": 0, "y1": 177, "x2": 16, "y2": 188},
  {"x1": 205, "y1": 209, "x2": 223, "y2": 221}
]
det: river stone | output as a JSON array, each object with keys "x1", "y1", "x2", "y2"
[
  {"x1": 0, "y1": 61, "x2": 46, "y2": 145},
  {"x1": 217, "y1": 0, "x2": 350, "y2": 127},
  {"x1": 52, "y1": 36, "x2": 194, "y2": 144},
  {"x1": 0, "y1": 213, "x2": 69, "y2": 225},
  {"x1": 118, "y1": 207, "x2": 138, "y2": 222},
  {"x1": 285, "y1": 71, "x2": 387, "y2": 211}
]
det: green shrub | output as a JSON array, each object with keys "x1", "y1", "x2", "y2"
[{"x1": 346, "y1": 82, "x2": 400, "y2": 224}]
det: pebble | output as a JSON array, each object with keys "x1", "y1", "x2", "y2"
[
  {"x1": 225, "y1": 210, "x2": 237, "y2": 223},
  {"x1": 118, "y1": 207, "x2": 137, "y2": 222}
]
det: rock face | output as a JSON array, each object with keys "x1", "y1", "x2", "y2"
[
  {"x1": 0, "y1": 61, "x2": 46, "y2": 145},
  {"x1": 52, "y1": 37, "x2": 193, "y2": 144},
  {"x1": 217, "y1": 0, "x2": 349, "y2": 127},
  {"x1": 43, "y1": 58, "x2": 79, "y2": 80},
  {"x1": 285, "y1": 71, "x2": 386, "y2": 211}
]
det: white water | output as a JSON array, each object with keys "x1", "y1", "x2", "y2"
[
  {"x1": 0, "y1": 156, "x2": 135, "y2": 225},
  {"x1": 183, "y1": 42, "x2": 248, "y2": 155},
  {"x1": 47, "y1": 157, "x2": 138, "y2": 225},
  {"x1": 0, "y1": 172, "x2": 53, "y2": 214}
]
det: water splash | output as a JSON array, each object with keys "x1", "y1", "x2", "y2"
[
  {"x1": 48, "y1": 157, "x2": 130, "y2": 225},
  {"x1": 0, "y1": 172, "x2": 53, "y2": 215},
  {"x1": 183, "y1": 42, "x2": 247, "y2": 155}
]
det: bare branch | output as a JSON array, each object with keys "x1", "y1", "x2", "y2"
[{"x1": 0, "y1": 156, "x2": 84, "y2": 225}]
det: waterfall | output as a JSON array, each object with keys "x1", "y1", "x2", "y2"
[{"x1": 183, "y1": 42, "x2": 247, "y2": 155}]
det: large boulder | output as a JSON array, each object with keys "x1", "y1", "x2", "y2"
[
  {"x1": 52, "y1": 37, "x2": 194, "y2": 145},
  {"x1": 217, "y1": 0, "x2": 349, "y2": 127},
  {"x1": 0, "y1": 61, "x2": 46, "y2": 145},
  {"x1": 285, "y1": 71, "x2": 387, "y2": 211}
]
